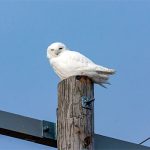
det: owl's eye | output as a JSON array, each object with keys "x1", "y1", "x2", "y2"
[
  {"x1": 51, "y1": 49, "x2": 54, "y2": 51},
  {"x1": 59, "y1": 47, "x2": 63, "y2": 50}
]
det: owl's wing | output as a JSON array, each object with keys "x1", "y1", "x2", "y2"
[
  {"x1": 58, "y1": 50, "x2": 96, "y2": 70},
  {"x1": 59, "y1": 51, "x2": 115, "y2": 75}
]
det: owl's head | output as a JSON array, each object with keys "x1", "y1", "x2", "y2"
[{"x1": 47, "y1": 42, "x2": 67, "y2": 59}]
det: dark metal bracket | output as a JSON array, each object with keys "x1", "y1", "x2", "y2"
[
  {"x1": 81, "y1": 96, "x2": 95, "y2": 110},
  {"x1": 42, "y1": 120, "x2": 56, "y2": 140}
]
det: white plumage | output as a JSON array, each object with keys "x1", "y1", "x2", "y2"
[{"x1": 47, "y1": 42, "x2": 115, "y2": 87}]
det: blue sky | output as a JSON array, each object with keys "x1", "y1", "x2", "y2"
[{"x1": 0, "y1": 1, "x2": 150, "y2": 149}]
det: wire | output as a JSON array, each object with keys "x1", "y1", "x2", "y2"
[{"x1": 139, "y1": 137, "x2": 150, "y2": 145}]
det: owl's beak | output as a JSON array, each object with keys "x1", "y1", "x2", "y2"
[{"x1": 55, "y1": 51, "x2": 61, "y2": 56}]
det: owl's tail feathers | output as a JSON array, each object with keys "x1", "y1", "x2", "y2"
[
  {"x1": 95, "y1": 71, "x2": 114, "y2": 88},
  {"x1": 93, "y1": 74, "x2": 109, "y2": 87},
  {"x1": 99, "y1": 82, "x2": 111, "y2": 88},
  {"x1": 96, "y1": 68, "x2": 115, "y2": 75}
]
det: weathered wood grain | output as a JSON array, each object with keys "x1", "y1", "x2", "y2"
[{"x1": 57, "y1": 76, "x2": 94, "y2": 150}]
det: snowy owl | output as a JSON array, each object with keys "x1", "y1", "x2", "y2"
[{"x1": 47, "y1": 42, "x2": 115, "y2": 87}]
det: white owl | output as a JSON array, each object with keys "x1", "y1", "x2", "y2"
[{"x1": 47, "y1": 42, "x2": 115, "y2": 87}]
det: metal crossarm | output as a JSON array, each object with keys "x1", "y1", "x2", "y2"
[
  {"x1": 0, "y1": 110, "x2": 57, "y2": 147},
  {"x1": 0, "y1": 110, "x2": 150, "y2": 149}
]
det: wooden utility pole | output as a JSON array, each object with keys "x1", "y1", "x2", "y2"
[{"x1": 57, "y1": 76, "x2": 94, "y2": 150}]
